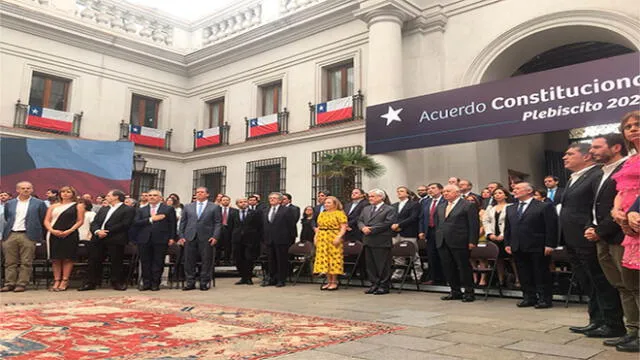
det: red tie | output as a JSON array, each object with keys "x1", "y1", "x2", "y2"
[
  {"x1": 222, "y1": 208, "x2": 228, "y2": 225},
  {"x1": 429, "y1": 200, "x2": 437, "y2": 227},
  {"x1": 150, "y1": 206, "x2": 157, "y2": 216}
]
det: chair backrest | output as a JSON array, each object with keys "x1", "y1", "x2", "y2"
[
  {"x1": 167, "y1": 243, "x2": 181, "y2": 259},
  {"x1": 470, "y1": 241, "x2": 500, "y2": 260},
  {"x1": 416, "y1": 237, "x2": 427, "y2": 251},
  {"x1": 76, "y1": 241, "x2": 90, "y2": 260},
  {"x1": 343, "y1": 241, "x2": 364, "y2": 257},
  {"x1": 34, "y1": 242, "x2": 47, "y2": 260},
  {"x1": 288, "y1": 241, "x2": 314, "y2": 257},
  {"x1": 551, "y1": 247, "x2": 569, "y2": 262},
  {"x1": 391, "y1": 240, "x2": 417, "y2": 257},
  {"x1": 124, "y1": 243, "x2": 138, "y2": 257}
]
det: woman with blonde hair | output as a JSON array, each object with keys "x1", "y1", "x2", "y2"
[
  {"x1": 44, "y1": 186, "x2": 85, "y2": 291},
  {"x1": 313, "y1": 196, "x2": 347, "y2": 290}
]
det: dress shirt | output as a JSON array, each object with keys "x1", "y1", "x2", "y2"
[
  {"x1": 516, "y1": 197, "x2": 533, "y2": 215},
  {"x1": 222, "y1": 206, "x2": 229, "y2": 225},
  {"x1": 372, "y1": 203, "x2": 382, "y2": 214},
  {"x1": 196, "y1": 201, "x2": 207, "y2": 217},
  {"x1": 149, "y1": 203, "x2": 159, "y2": 223},
  {"x1": 397, "y1": 199, "x2": 408, "y2": 213},
  {"x1": 348, "y1": 200, "x2": 361, "y2": 215},
  {"x1": 546, "y1": 187, "x2": 558, "y2": 201},
  {"x1": 100, "y1": 202, "x2": 123, "y2": 230},
  {"x1": 269, "y1": 205, "x2": 279, "y2": 222},
  {"x1": 591, "y1": 157, "x2": 627, "y2": 225},
  {"x1": 445, "y1": 197, "x2": 460, "y2": 217},
  {"x1": 12, "y1": 197, "x2": 31, "y2": 231},
  {"x1": 568, "y1": 164, "x2": 597, "y2": 187}
]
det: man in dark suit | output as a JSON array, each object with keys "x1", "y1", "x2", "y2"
[
  {"x1": 391, "y1": 186, "x2": 422, "y2": 280},
  {"x1": 418, "y1": 182, "x2": 446, "y2": 285},
  {"x1": 178, "y1": 186, "x2": 222, "y2": 291},
  {"x1": 230, "y1": 197, "x2": 262, "y2": 285},
  {"x1": 133, "y1": 189, "x2": 176, "y2": 291},
  {"x1": 313, "y1": 190, "x2": 330, "y2": 226},
  {"x1": 560, "y1": 143, "x2": 623, "y2": 337},
  {"x1": 436, "y1": 184, "x2": 479, "y2": 302},
  {"x1": 543, "y1": 175, "x2": 564, "y2": 205},
  {"x1": 459, "y1": 179, "x2": 480, "y2": 203},
  {"x1": 79, "y1": 189, "x2": 135, "y2": 291},
  {"x1": 282, "y1": 193, "x2": 300, "y2": 245},
  {"x1": 585, "y1": 134, "x2": 631, "y2": 343},
  {"x1": 217, "y1": 195, "x2": 237, "y2": 263},
  {"x1": 358, "y1": 189, "x2": 397, "y2": 295},
  {"x1": 505, "y1": 182, "x2": 558, "y2": 309},
  {"x1": 262, "y1": 192, "x2": 297, "y2": 287},
  {"x1": 345, "y1": 188, "x2": 367, "y2": 241},
  {"x1": 1, "y1": 181, "x2": 47, "y2": 293}
]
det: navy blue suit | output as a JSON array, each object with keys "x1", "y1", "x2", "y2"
[
  {"x1": 419, "y1": 197, "x2": 446, "y2": 283},
  {"x1": 134, "y1": 203, "x2": 177, "y2": 287}
]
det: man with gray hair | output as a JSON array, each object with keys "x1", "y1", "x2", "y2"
[
  {"x1": 358, "y1": 189, "x2": 397, "y2": 295},
  {"x1": 262, "y1": 192, "x2": 296, "y2": 287}
]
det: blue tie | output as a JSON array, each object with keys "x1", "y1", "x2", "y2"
[
  {"x1": 548, "y1": 189, "x2": 555, "y2": 201},
  {"x1": 197, "y1": 202, "x2": 204, "y2": 218},
  {"x1": 517, "y1": 202, "x2": 526, "y2": 218}
]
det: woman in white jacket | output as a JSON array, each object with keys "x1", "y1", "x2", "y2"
[{"x1": 482, "y1": 187, "x2": 520, "y2": 288}]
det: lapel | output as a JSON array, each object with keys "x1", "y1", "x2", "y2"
[
  {"x1": 106, "y1": 205, "x2": 123, "y2": 226},
  {"x1": 518, "y1": 199, "x2": 536, "y2": 221},
  {"x1": 445, "y1": 200, "x2": 464, "y2": 220},
  {"x1": 369, "y1": 204, "x2": 384, "y2": 221},
  {"x1": 196, "y1": 201, "x2": 210, "y2": 221},
  {"x1": 565, "y1": 166, "x2": 597, "y2": 197},
  {"x1": 595, "y1": 161, "x2": 626, "y2": 199}
]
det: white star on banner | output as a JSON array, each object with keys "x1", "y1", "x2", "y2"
[{"x1": 381, "y1": 106, "x2": 403, "y2": 126}]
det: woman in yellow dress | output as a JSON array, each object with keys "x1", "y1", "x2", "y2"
[{"x1": 313, "y1": 196, "x2": 347, "y2": 290}]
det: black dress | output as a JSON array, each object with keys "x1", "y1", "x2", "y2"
[
  {"x1": 300, "y1": 217, "x2": 316, "y2": 242},
  {"x1": 49, "y1": 204, "x2": 80, "y2": 260}
]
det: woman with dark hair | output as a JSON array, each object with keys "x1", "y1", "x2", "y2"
[
  {"x1": 466, "y1": 194, "x2": 487, "y2": 285},
  {"x1": 533, "y1": 188, "x2": 551, "y2": 203},
  {"x1": 300, "y1": 206, "x2": 315, "y2": 243},
  {"x1": 483, "y1": 187, "x2": 519, "y2": 287},
  {"x1": 44, "y1": 186, "x2": 85, "y2": 291},
  {"x1": 166, "y1": 194, "x2": 183, "y2": 230},
  {"x1": 78, "y1": 199, "x2": 96, "y2": 242}
]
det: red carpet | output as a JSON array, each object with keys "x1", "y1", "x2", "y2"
[{"x1": 1, "y1": 296, "x2": 401, "y2": 359}]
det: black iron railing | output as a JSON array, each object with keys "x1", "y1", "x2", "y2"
[
  {"x1": 245, "y1": 109, "x2": 289, "y2": 140},
  {"x1": 309, "y1": 90, "x2": 364, "y2": 128},
  {"x1": 14, "y1": 100, "x2": 83, "y2": 137},
  {"x1": 119, "y1": 120, "x2": 172, "y2": 151}
]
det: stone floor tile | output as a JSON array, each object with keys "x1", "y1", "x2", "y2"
[
  {"x1": 274, "y1": 350, "x2": 358, "y2": 360},
  {"x1": 432, "y1": 331, "x2": 520, "y2": 347},
  {"x1": 359, "y1": 334, "x2": 455, "y2": 351},
  {"x1": 394, "y1": 327, "x2": 451, "y2": 338},
  {"x1": 495, "y1": 329, "x2": 583, "y2": 344},
  {"x1": 430, "y1": 321, "x2": 515, "y2": 334},
  {"x1": 492, "y1": 320, "x2": 563, "y2": 332},
  {"x1": 381, "y1": 309, "x2": 443, "y2": 318},
  {"x1": 356, "y1": 346, "x2": 460, "y2": 360},
  {"x1": 381, "y1": 315, "x2": 447, "y2": 327},
  {"x1": 319, "y1": 341, "x2": 384, "y2": 356},
  {"x1": 504, "y1": 340, "x2": 603, "y2": 359},
  {"x1": 436, "y1": 343, "x2": 576, "y2": 360},
  {"x1": 433, "y1": 314, "x2": 496, "y2": 324},
  {"x1": 564, "y1": 336, "x2": 615, "y2": 349},
  {"x1": 589, "y1": 348, "x2": 640, "y2": 360}
]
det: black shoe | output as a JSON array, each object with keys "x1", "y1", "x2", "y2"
[
  {"x1": 235, "y1": 280, "x2": 248, "y2": 285},
  {"x1": 139, "y1": 285, "x2": 152, "y2": 291},
  {"x1": 570, "y1": 323, "x2": 600, "y2": 334},
  {"x1": 517, "y1": 300, "x2": 537, "y2": 308},
  {"x1": 182, "y1": 284, "x2": 196, "y2": 291},
  {"x1": 151, "y1": 285, "x2": 160, "y2": 291},
  {"x1": 604, "y1": 333, "x2": 638, "y2": 347},
  {"x1": 365, "y1": 286, "x2": 378, "y2": 294},
  {"x1": 200, "y1": 284, "x2": 210, "y2": 291},
  {"x1": 441, "y1": 293, "x2": 463, "y2": 301},
  {"x1": 374, "y1": 288, "x2": 389, "y2": 295},
  {"x1": 246, "y1": 279, "x2": 253, "y2": 285},
  {"x1": 261, "y1": 281, "x2": 276, "y2": 287},
  {"x1": 616, "y1": 337, "x2": 639, "y2": 352},
  {"x1": 112, "y1": 283, "x2": 127, "y2": 291},
  {"x1": 77, "y1": 284, "x2": 96, "y2": 291},
  {"x1": 275, "y1": 282, "x2": 285, "y2": 288},
  {"x1": 462, "y1": 294, "x2": 475, "y2": 302},
  {"x1": 585, "y1": 325, "x2": 627, "y2": 338},
  {"x1": 534, "y1": 301, "x2": 553, "y2": 309}
]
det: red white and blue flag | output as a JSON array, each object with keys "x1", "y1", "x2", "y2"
[
  {"x1": 248, "y1": 114, "x2": 278, "y2": 137},
  {"x1": 316, "y1": 96, "x2": 352, "y2": 125},
  {"x1": 195, "y1": 127, "x2": 220, "y2": 148},
  {"x1": 130, "y1": 125, "x2": 165, "y2": 147},
  {"x1": 27, "y1": 106, "x2": 74, "y2": 132}
]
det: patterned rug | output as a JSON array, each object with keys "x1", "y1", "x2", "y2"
[{"x1": 1, "y1": 296, "x2": 401, "y2": 359}]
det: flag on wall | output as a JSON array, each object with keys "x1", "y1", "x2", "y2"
[
  {"x1": 316, "y1": 96, "x2": 353, "y2": 125},
  {"x1": 195, "y1": 127, "x2": 220, "y2": 148},
  {"x1": 26, "y1": 106, "x2": 74, "y2": 132},
  {"x1": 248, "y1": 114, "x2": 278, "y2": 137},
  {"x1": 0, "y1": 138, "x2": 133, "y2": 196},
  {"x1": 130, "y1": 125, "x2": 165, "y2": 147}
]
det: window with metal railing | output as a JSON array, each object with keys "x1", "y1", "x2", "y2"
[
  {"x1": 131, "y1": 167, "x2": 165, "y2": 200},
  {"x1": 193, "y1": 166, "x2": 227, "y2": 201},
  {"x1": 246, "y1": 157, "x2": 286, "y2": 200}
]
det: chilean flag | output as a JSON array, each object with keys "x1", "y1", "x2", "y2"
[
  {"x1": 129, "y1": 125, "x2": 165, "y2": 148},
  {"x1": 195, "y1": 127, "x2": 220, "y2": 148},
  {"x1": 249, "y1": 114, "x2": 279, "y2": 137},
  {"x1": 316, "y1": 96, "x2": 353, "y2": 125},
  {"x1": 27, "y1": 106, "x2": 74, "y2": 132}
]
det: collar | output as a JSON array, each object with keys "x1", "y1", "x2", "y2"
[
  {"x1": 546, "y1": 186, "x2": 558, "y2": 191},
  {"x1": 110, "y1": 202, "x2": 123, "y2": 209},
  {"x1": 18, "y1": 196, "x2": 31, "y2": 203},
  {"x1": 431, "y1": 196, "x2": 442, "y2": 203},
  {"x1": 399, "y1": 199, "x2": 408, "y2": 204},
  {"x1": 602, "y1": 156, "x2": 627, "y2": 173},
  {"x1": 448, "y1": 198, "x2": 460, "y2": 207},
  {"x1": 197, "y1": 201, "x2": 207, "y2": 206},
  {"x1": 570, "y1": 164, "x2": 597, "y2": 179},
  {"x1": 518, "y1": 197, "x2": 533, "y2": 206}
]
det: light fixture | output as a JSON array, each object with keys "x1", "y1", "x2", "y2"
[{"x1": 133, "y1": 154, "x2": 147, "y2": 172}]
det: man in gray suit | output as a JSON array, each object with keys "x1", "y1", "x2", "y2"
[
  {"x1": 178, "y1": 187, "x2": 222, "y2": 291},
  {"x1": 358, "y1": 189, "x2": 397, "y2": 295}
]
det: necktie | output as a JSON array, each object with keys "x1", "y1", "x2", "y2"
[
  {"x1": 429, "y1": 200, "x2": 437, "y2": 227},
  {"x1": 269, "y1": 207, "x2": 276, "y2": 223},
  {"x1": 371, "y1": 205, "x2": 377, "y2": 216},
  {"x1": 197, "y1": 202, "x2": 204, "y2": 218},
  {"x1": 222, "y1": 207, "x2": 228, "y2": 225},
  {"x1": 548, "y1": 189, "x2": 555, "y2": 201},
  {"x1": 445, "y1": 202, "x2": 454, "y2": 217},
  {"x1": 241, "y1": 210, "x2": 245, "y2": 222},
  {"x1": 517, "y1": 202, "x2": 526, "y2": 218},
  {"x1": 150, "y1": 205, "x2": 157, "y2": 216}
]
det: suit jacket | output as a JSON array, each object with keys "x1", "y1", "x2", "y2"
[
  {"x1": 133, "y1": 203, "x2": 177, "y2": 245},
  {"x1": 285, "y1": 204, "x2": 300, "y2": 238},
  {"x1": 229, "y1": 208, "x2": 262, "y2": 246},
  {"x1": 419, "y1": 197, "x2": 446, "y2": 234},
  {"x1": 392, "y1": 200, "x2": 420, "y2": 237},
  {"x1": 344, "y1": 200, "x2": 367, "y2": 241},
  {"x1": 263, "y1": 205, "x2": 296, "y2": 246},
  {"x1": 589, "y1": 161, "x2": 626, "y2": 245},
  {"x1": 178, "y1": 201, "x2": 222, "y2": 242},
  {"x1": 435, "y1": 200, "x2": 480, "y2": 249},
  {"x1": 90, "y1": 204, "x2": 136, "y2": 245},
  {"x1": 3, "y1": 197, "x2": 48, "y2": 241},
  {"x1": 312, "y1": 204, "x2": 325, "y2": 224},
  {"x1": 504, "y1": 199, "x2": 558, "y2": 252},
  {"x1": 559, "y1": 166, "x2": 603, "y2": 248},
  {"x1": 482, "y1": 203, "x2": 512, "y2": 237},
  {"x1": 547, "y1": 187, "x2": 565, "y2": 205},
  {"x1": 357, "y1": 204, "x2": 396, "y2": 248},
  {"x1": 220, "y1": 206, "x2": 239, "y2": 237}
]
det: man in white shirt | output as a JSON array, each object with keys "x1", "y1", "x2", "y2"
[{"x1": 1, "y1": 181, "x2": 47, "y2": 292}]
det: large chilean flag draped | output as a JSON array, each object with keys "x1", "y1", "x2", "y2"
[{"x1": 0, "y1": 138, "x2": 133, "y2": 195}]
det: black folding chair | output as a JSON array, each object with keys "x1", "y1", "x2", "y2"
[
  {"x1": 551, "y1": 247, "x2": 579, "y2": 307},
  {"x1": 390, "y1": 241, "x2": 420, "y2": 293},
  {"x1": 416, "y1": 237, "x2": 428, "y2": 280},
  {"x1": 288, "y1": 242, "x2": 315, "y2": 285},
  {"x1": 32, "y1": 242, "x2": 50, "y2": 289},
  {"x1": 164, "y1": 243, "x2": 182, "y2": 289},
  {"x1": 470, "y1": 242, "x2": 501, "y2": 300},
  {"x1": 123, "y1": 243, "x2": 139, "y2": 286},
  {"x1": 342, "y1": 241, "x2": 365, "y2": 287}
]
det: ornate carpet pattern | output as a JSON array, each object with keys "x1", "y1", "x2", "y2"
[{"x1": 1, "y1": 296, "x2": 401, "y2": 359}]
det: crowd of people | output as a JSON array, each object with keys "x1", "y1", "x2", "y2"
[{"x1": 0, "y1": 110, "x2": 638, "y2": 353}]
